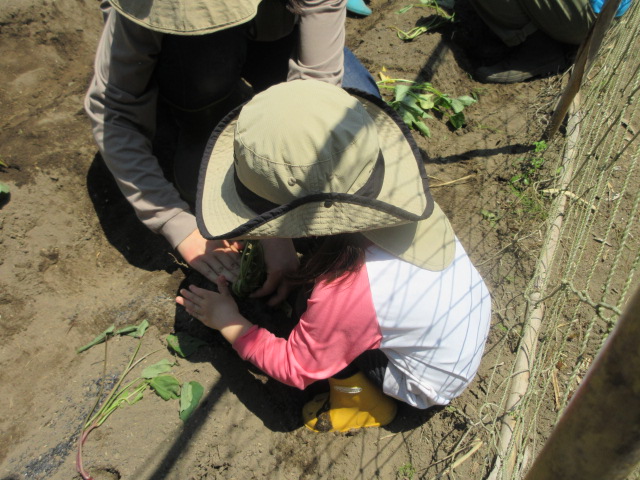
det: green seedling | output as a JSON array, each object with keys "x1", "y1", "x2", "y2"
[
  {"x1": 509, "y1": 142, "x2": 550, "y2": 191},
  {"x1": 76, "y1": 320, "x2": 204, "y2": 480},
  {"x1": 232, "y1": 240, "x2": 267, "y2": 298},
  {"x1": 397, "y1": 0, "x2": 455, "y2": 15},
  {"x1": 377, "y1": 78, "x2": 477, "y2": 137},
  {"x1": 533, "y1": 140, "x2": 548, "y2": 153},
  {"x1": 480, "y1": 209, "x2": 499, "y2": 227},
  {"x1": 397, "y1": 462, "x2": 417, "y2": 479},
  {"x1": 76, "y1": 319, "x2": 149, "y2": 353},
  {"x1": 394, "y1": 1, "x2": 454, "y2": 40}
]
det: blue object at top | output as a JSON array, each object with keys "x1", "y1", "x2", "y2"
[{"x1": 591, "y1": 0, "x2": 632, "y2": 16}]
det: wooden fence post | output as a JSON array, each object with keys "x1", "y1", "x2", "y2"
[{"x1": 543, "y1": 0, "x2": 622, "y2": 141}]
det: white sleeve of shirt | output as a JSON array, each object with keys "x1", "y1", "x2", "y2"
[{"x1": 365, "y1": 238, "x2": 492, "y2": 409}]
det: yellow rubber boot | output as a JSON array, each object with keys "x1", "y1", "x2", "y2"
[{"x1": 302, "y1": 372, "x2": 397, "y2": 432}]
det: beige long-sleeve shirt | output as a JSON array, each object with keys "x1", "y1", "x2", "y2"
[{"x1": 85, "y1": 0, "x2": 346, "y2": 248}]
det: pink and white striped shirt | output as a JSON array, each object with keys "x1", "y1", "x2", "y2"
[{"x1": 234, "y1": 238, "x2": 491, "y2": 408}]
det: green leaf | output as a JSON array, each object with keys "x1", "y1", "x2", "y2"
[
  {"x1": 456, "y1": 95, "x2": 477, "y2": 107},
  {"x1": 167, "y1": 332, "x2": 208, "y2": 358},
  {"x1": 114, "y1": 319, "x2": 149, "y2": 338},
  {"x1": 450, "y1": 98, "x2": 465, "y2": 114},
  {"x1": 397, "y1": 26, "x2": 428, "y2": 41},
  {"x1": 401, "y1": 108, "x2": 419, "y2": 126},
  {"x1": 141, "y1": 359, "x2": 175, "y2": 379},
  {"x1": 449, "y1": 112, "x2": 466, "y2": 129},
  {"x1": 416, "y1": 93, "x2": 435, "y2": 110},
  {"x1": 400, "y1": 95, "x2": 426, "y2": 118},
  {"x1": 533, "y1": 140, "x2": 548, "y2": 153},
  {"x1": 114, "y1": 325, "x2": 138, "y2": 336},
  {"x1": 394, "y1": 84, "x2": 412, "y2": 103},
  {"x1": 149, "y1": 375, "x2": 181, "y2": 400},
  {"x1": 0, "y1": 182, "x2": 9, "y2": 194},
  {"x1": 127, "y1": 319, "x2": 149, "y2": 338},
  {"x1": 434, "y1": 95, "x2": 452, "y2": 110},
  {"x1": 180, "y1": 381, "x2": 204, "y2": 422},
  {"x1": 397, "y1": 5, "x2": 413, "y2": 13},
  {"x1": 413, "y1": 120, "x2": 432, "y2": 138},
  {"x1": 77, "y1": 325, "x2": 115, "y2": 353}
]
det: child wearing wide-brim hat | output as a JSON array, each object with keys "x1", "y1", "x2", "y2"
[{"x1": 177, "y1": 80, "x2": 492, "y2": 432}]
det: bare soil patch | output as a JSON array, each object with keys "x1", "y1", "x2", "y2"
[{"x1": 0, "y1": 1, "x2": 565, "y2": 478}]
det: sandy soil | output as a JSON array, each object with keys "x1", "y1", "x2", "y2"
[{"x1": 0, "y1": 0, "x2": 565, "y2": 478}]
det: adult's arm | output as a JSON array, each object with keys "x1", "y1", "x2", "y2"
[
  {"x1": 288, "y1": 0, "x2": 347, "y2": 85},
  {"x1": 84, "y1": 9, "x2": 196, "y2": 249}
]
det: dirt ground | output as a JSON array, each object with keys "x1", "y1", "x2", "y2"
[{"x1": 0, "y1": 0, "x2": 564, "y2": 478}]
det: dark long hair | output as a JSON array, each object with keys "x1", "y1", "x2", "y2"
[
  {"x1": 285, "y1": 0, "x2": 305, "y2": 15},
  {"x1": 288, "y1": 233, "x2": 370, "y2": 286}
]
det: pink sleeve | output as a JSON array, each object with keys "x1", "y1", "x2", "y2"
[{"x1": 233, "y1": 265, "x2": 382, "y2": 389}]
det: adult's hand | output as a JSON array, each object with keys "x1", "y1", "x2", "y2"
[
  {"x1": 176, "y1": 229, "x2": 242, "y2": 283},
  {"x1": 250, "y1": 238, "x2": 300, "y2": 307}
]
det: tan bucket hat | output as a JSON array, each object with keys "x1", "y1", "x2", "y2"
[
  {"x1": 108, "y1": 0, "x2": 262, "y2": 35},
  {"x1": 197, "y1": 79, "x2": 455, "y2": 271}
]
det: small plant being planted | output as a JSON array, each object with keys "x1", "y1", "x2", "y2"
[{"x1": 232, "y1": 240, "x2": 267, "y2": 298}]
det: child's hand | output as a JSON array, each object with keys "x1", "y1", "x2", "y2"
[
  {"x1": 176, "y1": 277, "x2": 250, "y2": 343},
  {"x1": 250, "y1": 238, "x2": 299, "y2": 306}
]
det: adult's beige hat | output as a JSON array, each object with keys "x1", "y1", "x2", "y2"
[
  {"x1": 197, "y1": 79, "x2": 455, "y2": 271},
  {"x1": 108, "y1": 0, "x2": 262, "y2": 35}
]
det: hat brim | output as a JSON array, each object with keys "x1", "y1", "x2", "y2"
[
  {"x1": 109, "y1": 0, "x2": 261, "y2": 35},
  {"x1": 197, "y1": 88, "x2": 455, "y2": 270}
]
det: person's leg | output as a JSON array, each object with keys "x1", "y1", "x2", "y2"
[
  {"x1": 519, "y1": 0, "x2": 596, "y2": 46},
  {"x1": 303, "y1": 349, "x2": 396, "y2": 432},
  {"x1": 469, "y1": 0, "x2": 538, "y2": 47},
  {"x1": 333, "y1": 348, "x2": 388, "y2": 387},
  {"x1": 343, "y1": 47, "x2": 381, "y2": 98},
  {"x1": 470, "y1": 0, "x2": 594, "y2": 46},
  {"x1": 473, "y1": 0, "x2": 595, "y2": 83}
]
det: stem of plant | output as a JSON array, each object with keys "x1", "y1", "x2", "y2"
[{"x1": 76, "y1": 338, "x2": 161, "y2": 480}]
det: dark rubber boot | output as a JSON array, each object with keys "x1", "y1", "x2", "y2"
[{"x1": 476, "y1": 31, "x2": 573, "y2": 84}]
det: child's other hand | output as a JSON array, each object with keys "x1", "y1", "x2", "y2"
[
  {"x1": 250, "y1": 238, "x2": 299, "y2": 307},
  {"x1": 176, "y1": 277, "x2": 249, "y2": 342}
]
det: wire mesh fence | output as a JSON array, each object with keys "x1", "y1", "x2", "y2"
[{"x1": 485, "y1": 3, "x2": 640, "y2": 478}]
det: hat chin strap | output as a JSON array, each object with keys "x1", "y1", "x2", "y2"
[{"x1": 233, "y1": 150, "x2": 386, "y2": 214}]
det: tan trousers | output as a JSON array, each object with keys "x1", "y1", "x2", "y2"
[{"x1": 469, "y1": 0, "x2": 597, "y2": 46}]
